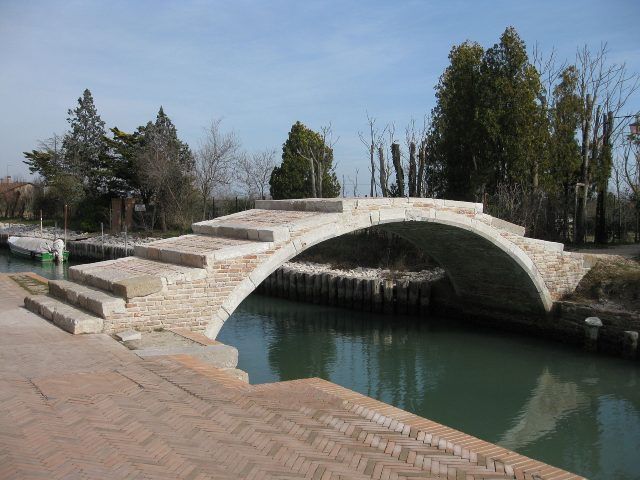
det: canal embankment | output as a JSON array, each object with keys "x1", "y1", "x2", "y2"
[
  {"x1": 258, "y1": 259, "x2": 640, "y2": 360},
  {"x1": 0, "y1": 222, "x2": 157, "y2": 259}
]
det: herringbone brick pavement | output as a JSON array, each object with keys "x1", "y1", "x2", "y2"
[{"x1": 0, "y1": 275, "x2": 584, "y2": 480}]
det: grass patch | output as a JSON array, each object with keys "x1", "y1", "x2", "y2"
[{"x1": 569, "y1": 257, "x2": 640, "y2": 312}]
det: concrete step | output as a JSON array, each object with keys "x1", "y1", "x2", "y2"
[
  {"x1": 134, "y1": 234, "x2": 271, "y2": 268},
  {"x1": 48, "y1": 279, "x2": 126, "y2": 318},
  {"x1": 69, "y1": 257, "x2": 207, "y2": 300},
  {"x1": 24, "y1": 295, "x2": 103, "y2": 334}
]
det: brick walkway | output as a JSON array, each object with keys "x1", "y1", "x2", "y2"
[{"x1": 0, "y1": 275, "x2": 584, "y2": 479}]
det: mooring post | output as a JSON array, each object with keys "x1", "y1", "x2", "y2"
[
  {"x1": 584, "y1": 317, "x2": 603, "y2": 352},
  {"x1": 622, "y1": 331, "x2": 638, "y2": 360}
]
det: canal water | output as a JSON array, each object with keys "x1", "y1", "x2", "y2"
[{"x1": 2, "y1": 249, "x2": 638, "y2": 479}]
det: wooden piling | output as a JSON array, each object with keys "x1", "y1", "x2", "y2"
[
  {"x1": 383, "y1": 279, "x2": 394, "y2": 314},
  {"x1": 408, "y1": 281, "x2": 420, "y2": 314},
  {"x1": 396, "y1": 280, "x2": 408, "y2": 314},
  {"x1": 313, "y1": 274, "x2": 322, "y2": 304},
  {"x1": 372, "y1": 279, "x2": 383, "y2": 312}
]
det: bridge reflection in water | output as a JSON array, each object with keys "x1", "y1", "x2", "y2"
[{"x1": 219, "y1": 293, "x2": 640, "y2": 480}]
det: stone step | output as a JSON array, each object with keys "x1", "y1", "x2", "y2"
[
  {"x1": 191, "y1": 208, "x2": 336, "y2": 241},
  {"x1": 24, "y1": 295, "x2": 103, "y2": 334},
  {"x1": 134, "y1": 234, "x2": 271, "y2": 268},
  {"x1": 69, "y1": 257, "x2": 207, "y2": 300},
  {"x1": 48, "y1": 279, "x2": 126, "y2": 318}
]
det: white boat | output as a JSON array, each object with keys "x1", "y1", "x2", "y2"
[{"x1": 7, "y1": 236, "x2": 69, "y2": 263}]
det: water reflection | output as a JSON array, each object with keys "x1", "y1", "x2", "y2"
[
  {"x1": 0, "y1": 248, "x2": 73, "y2": 279},
  {"x1": 219, "y1": 294, "x2": 640, "y2": 480}
]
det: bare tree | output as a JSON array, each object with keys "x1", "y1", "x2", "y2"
[
  {"x1": 194, "y1": 119, "x2": 239, "y2": 220},
  {"x1": 238, "y1": 148, "x2": 277, "y2": 200},
  {"x1": 574, "y1": 44, "x2": 640, "y2": 243},
  {"x1": 359, "y1": 114, "x2": 387, "y2": 197}
]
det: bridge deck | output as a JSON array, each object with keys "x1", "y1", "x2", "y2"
[{"x1": 0, "y1": 274, "x2": 585, "y2": 480}]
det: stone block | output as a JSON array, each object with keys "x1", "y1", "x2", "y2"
[
  {"x1": 220, "y1": 368, "x2": 249, "y2": 383},
  {"x1": 135, "y1": 344, "x2": 238, "y2": 368},
  {"x1": 115, "y1": 330, "x2": 141, "y2": 342},
  {"x1": 112, "y1": 275, "x2": 164, "y2": 299}
]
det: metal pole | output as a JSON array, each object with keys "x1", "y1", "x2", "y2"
[
  {"x1": 124, "y1": 224, "x2": 128, "y2": 256},
  {"x1": 101, "y1": 222, "x2": 104, "y2": 259},
  {"x1": 40, "y1": 210, "x2": 43, "y2": 236}
]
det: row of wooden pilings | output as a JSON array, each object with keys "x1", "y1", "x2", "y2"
[{"x1": 256, "y1": 266, "x2": 434, "y2": 314}]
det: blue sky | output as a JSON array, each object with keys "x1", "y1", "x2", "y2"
[{"x1": 1, "y1": 0, "x2": 639, "y2": 191}]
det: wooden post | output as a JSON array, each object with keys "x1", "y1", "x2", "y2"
[
  {"x1": 63, "y1": 204, "x2": 68, "y2": 244},
  {"x1": 344, "y1": 277, "x2": 354, "y2": 307},
  {"x1": 337, "y1": 277, "x2": 346, "y2": 306},
  {"x1": 276, "y1": 269, "x2": 284, "y2": 297},
  {"x1": 282, "y1": 268, "x2": 290, "y2": 298},
  {"x1": 305, "y1": 273, "x2": 314, "y2": 302},
  {"x1": 320, "y1": 273, "x2": 329, "y2": 304},
  {"x1": 372, "y1": 279, "x2": 383, "y2": 312},
  {"x1": 297, "y1": 273, "x2": 306, "y2": 301},
  {"x1": 353, "y1": 278, "x2": 363, "y2": 310},
  {"x1": 419, "y1": 280, "x2": 431, "y2": 315},
  {"x1": 396, "y1": 280, "x2": 408, "y2": 314},
  {"x1": 289, "y1": 271, "x2": 298, "y2": 301},
  {"x1": 408, "y1": 281, "x2": 420, "y2": 314},
  {"x1": 313, "y1": 274, "x2": 322, "y2": 304},
  {"x1": 383, "y1": 279, "x2": 394, "y2": 313},
  {"x1": 363, "y1": 279, "x2": 372, "y2": 311},
  {"x1": 328, "y1": 274, "x2": 338, "y2": 305}
]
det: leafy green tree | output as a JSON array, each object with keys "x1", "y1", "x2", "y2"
[
  {"x1": 478, "y1": 27, "x2": 546, "y2": 191},
  {"x1": 548, "y1": 66, "x2": 582, "y2": 239},
  {"x1": 427, "y1": 41, "x2": 484, "y2": 200},
  {"x1": 270, "y1": 122, "x2": 340, "y2": 199},
  {"x1": 136, "y1": 107, "x2": 195, "y2": 230}
]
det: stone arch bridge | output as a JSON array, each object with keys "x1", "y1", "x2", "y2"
[{"x1": 25, "y1": 198, "x2": 591, "y2": 338}]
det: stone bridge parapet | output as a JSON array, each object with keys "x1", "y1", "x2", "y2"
[{"x1": 24, "y1": 198, "x2": 591, "y2": 338}]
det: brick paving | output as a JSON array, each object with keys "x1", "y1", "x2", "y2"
[{"x1": 0, "y1": 274, "x2": 585, "y2": 479}]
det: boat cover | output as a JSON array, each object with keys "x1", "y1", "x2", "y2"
[{"x1": 8, "y1": 236, "x2": 54, "y2": 253}]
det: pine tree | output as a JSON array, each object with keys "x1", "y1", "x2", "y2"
[{"x1": 62, "y1": 88, "x2": 108, "y2": 191}]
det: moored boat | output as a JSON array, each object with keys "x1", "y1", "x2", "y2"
[{"x1": 7, "y1": 236, "x2": 69, "y2": 263}]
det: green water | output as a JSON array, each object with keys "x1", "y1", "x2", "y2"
[
  {"x1": 2, "y1": 248, "x2": 638, "y2": 479},
  {"x1": 0, "y1": 247, "x2": 78, "y2": 279},
  {"x1": 219, "y1": 295, "x2": 640, "y2": 480}
]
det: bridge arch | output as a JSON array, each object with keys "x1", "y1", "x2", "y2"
[{"x1": 203, "y1": 199, "x2": 554, "y2": 339}]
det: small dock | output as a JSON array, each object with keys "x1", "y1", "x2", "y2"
[{"x1": 0, "y1": 273, "x2": 585, "y2": 480}]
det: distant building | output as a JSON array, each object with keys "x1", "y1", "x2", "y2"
[{"x1": 0, "y1": 176, "x2": 35, "y2": 218}]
